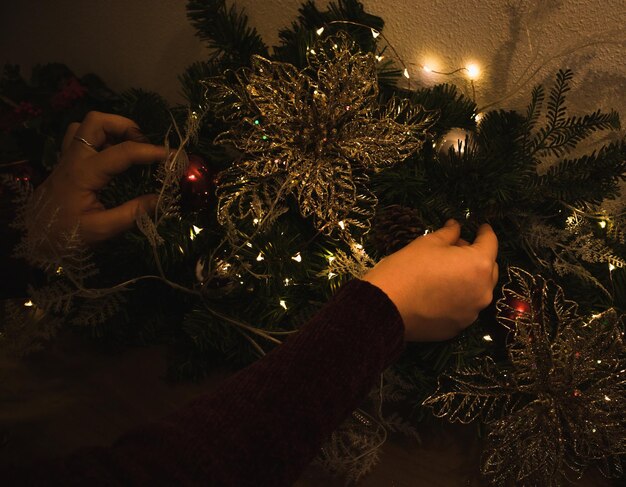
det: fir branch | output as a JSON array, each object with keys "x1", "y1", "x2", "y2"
[
  {"x1": 410, "y1": 83, "x2": 477, "y2": 136},
  {"x1": 274, "y1": 0, "x2": 385, "y2": 66},
  {"x1": 528, "y1": 70, "x2": 620, "y2": 157},
  {"x1": 186, "y1": 0, "x2": 268, "y2": 65},
  {"x1": 539, "y1": 140, "x2": 626, "y2": 206},
  {"x1": 524, "y1": 84, "x2": 545, "y2": 134}
]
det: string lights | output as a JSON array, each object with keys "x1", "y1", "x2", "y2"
[{"x1": 315, "y1": 20, "x2": 484, "y2": 90}]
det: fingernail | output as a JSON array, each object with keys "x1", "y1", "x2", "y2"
[{"x1": 127, "y1": 126, "x2": 149, "y2": 143}]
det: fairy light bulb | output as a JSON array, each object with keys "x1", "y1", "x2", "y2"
[
  {"x1": 316, "y1": 27, "x2": 325, "y2": 35},
  {"x1": 483, "y1": 334, "x2": 493, "y2": 342},
  {"x1": 256, "y1": 252, "x2": 265, "y2": 261},
  {"x1": 291, "y1": 252, "x2": 302, "y2": 262},
  {"x1": 403, "y1": 68, "x2": 410, "y2": 79},
  {"x1": 608, "y1": 263, "x2": 616, "y2": 272},
  {"x1": 371, "y1": 28, "x2": 380, "y2": 38},
  {"x1": 279, "y1": 299, "x2": 288, "y2": 310},
  {"x1": 599, "y1": 220, "x2": 607, "y2": 229},
  {"x1": 24, "y1": 300, "x2": 34, "y2": 307},
  {"x1": 466, "y1": 64, "x2": 480, "y2": 80}
]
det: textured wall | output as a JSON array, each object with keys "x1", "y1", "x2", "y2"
[{"x1": 2, "y1": 0, "x2": 625, "y2": 133}]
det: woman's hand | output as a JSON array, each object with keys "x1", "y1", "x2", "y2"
[
  {"x1": 363, "y1": 219, "x2": 498, "y2": 341},
  {"x1": 33, "y1": 111, "x2": 167, "y2": 245}
]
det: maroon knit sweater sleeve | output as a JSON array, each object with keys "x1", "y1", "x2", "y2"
[{"x1": 7, "y1": 279, "x2": 405, "y2": 486}]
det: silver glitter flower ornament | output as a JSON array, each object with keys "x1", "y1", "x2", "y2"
[{"x1": 209, "y1": 33, "x2": 435, "y2": 241}]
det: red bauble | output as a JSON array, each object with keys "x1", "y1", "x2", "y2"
[
  {"x1": 180, "y1": 154, "x2": 219, "y2": 212},
  {"x1": 504, "y1": 297, "x2": 532, "y2": 320}
]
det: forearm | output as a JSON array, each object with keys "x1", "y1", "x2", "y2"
[{"x1": 5, "y1": 279, "x2": 405, "y2": 486}]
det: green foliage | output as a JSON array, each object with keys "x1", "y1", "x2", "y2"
[
  {"x1": 527, "y1": 69, "x2": 620, "y2": 157},
  {"x1": 4, "y1": 6, "x2": 625, "y2": 481},
  {"x1": 410, "y1": 83, "x2": 478, "y2": 137},
  {"x1": 274, "y1": 0, "x2": 385, "y2": 67},
  {"x1": 538, "y1": 141, "x2": 626, "y2": 206},
  {"x1": 113, "y1": 88, "x2": 171, "y2": 144},
  {"x1": 186, "y1": 0, "x2": 268, "y2": 65}
]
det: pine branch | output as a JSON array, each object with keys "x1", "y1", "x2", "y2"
[
  {"x1": 186, "y1": 0, "x2": 268, "y2": 65},
  {"x1": 525, "y1": 84, "x2": 545, "y2": 133},
  {"x1": 410, "y1": 83, "x2": 477, "y2": 136},
  {"x1": 274, "y1": 0, "x2": 384, "y2": 66},
  {"x1": 538, "y1": 140, "x2": 626, "y2": 205},
  {"x1": 528, "y1": 70, "x2": 620, "y2": 157}
]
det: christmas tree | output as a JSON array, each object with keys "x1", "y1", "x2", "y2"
[{"x1": 1, "y1": 1, "x2": 624, "y2": 485}]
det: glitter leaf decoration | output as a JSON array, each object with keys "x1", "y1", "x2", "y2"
[
  {"x1": 423, "y1": 267, "x2": 626, "y2": 486},
  {"x1": 209, "y1": 33, "x2": 435, "y2": 241}
]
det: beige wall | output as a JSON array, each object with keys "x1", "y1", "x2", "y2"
[{"x1": 2, "y1": 0, "x2": 625, "y2": 130}]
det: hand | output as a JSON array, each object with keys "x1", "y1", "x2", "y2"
[
  {"x1": 363, "y1": 219, "x2": 498, "y2": 341},
  {"x1": 32, "y1": 112, "x2": 168, "y2": 245}
]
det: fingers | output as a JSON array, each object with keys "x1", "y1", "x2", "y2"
[
  {"x1": 472, "y1": 223, "x2": 498, "y2": 262},
  {"x1": 80, "y1": 194, "x2": 158, "y2": 242},
  {"x1": 71, "y1": 111, "x2": 147, "y2": 153},
  {"x1": 77, "y1": 141, "x2": 167, "y2": 190},
  {"x1": 432, "y1": 219, "x2": 461, "y2": 245},
  {"x1": 62, "y1": 122, "x2": 81, "y2": 154}
]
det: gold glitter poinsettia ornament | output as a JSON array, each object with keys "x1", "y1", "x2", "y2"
[
  {"x1": 423, "y1": 267, "x2": 626, "y2": 487},
  {"x1": 208, "y1": 33, "x2": 435, "y2": 240}
]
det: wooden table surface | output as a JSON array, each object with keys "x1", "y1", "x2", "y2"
[{"x1": 0, "y1": 329, "x2": 613, "y2": 486}]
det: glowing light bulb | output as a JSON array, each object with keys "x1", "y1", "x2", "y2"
[
  {"x1": 192, "y1": 225, "x2": 203, "y2": 234},
  {"x1": 403, "y1": 68, "x2": 410, "y2": 79},
  {"x1": 256, "y1": 252, "x2": 265, "y2": 261},
  {"x1": 371, "y1": 29, "x2": 380, "y2": 38},
  {"x1": 609, "y1": 263, "x2": 616, "y2": 272},
  {"x1": 279, "y1": 299, "x2": 288, "y2": 310},
  {"x1": 24, "y1": 300, "x2": 34, "y2": 307},
  {"x1": 328, "y1": 255, "x2": 335, "y2": 263},
  {"x1": 483, "y1": 334, "x2": 493, "y2": 342},
  {"x1": 338, "y1": 221, "x2": 345, "y2": 230},
  {"x1": 328, "y1": 272, "x2": 337, "y2": 279},
  {"x1": 316, "y1": 27, "x2": 325, "y2": 35},
  {"x1": 55, "y1": 266, "x2": 63, "y2": 275},
  {"x1": 253, "y1": 218, "x2": 260, "y2": 225},
  {"x1": 466, "y1": 64, "x2": 480, "y2": 79},
  {"x1": 599, "y1": 220, "x2": 607, "y2": 229},
  {"x1": 291, "y1": 252, "x2": 302, "y2": 262},
  {"x1": 375, "y1": 55, "x2": 384, "y2": 62}
]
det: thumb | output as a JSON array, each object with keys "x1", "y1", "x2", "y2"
[
  {"x1": 81, "y1": 194, "x2": 158, "y2": 242},
  {"x1": 432, "y1": 218, "x2": 461, "y2": 245}
]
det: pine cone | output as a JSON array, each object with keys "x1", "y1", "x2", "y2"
[{"x1": 372, "y1": 205, "x2": 426, "y2": 255}]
